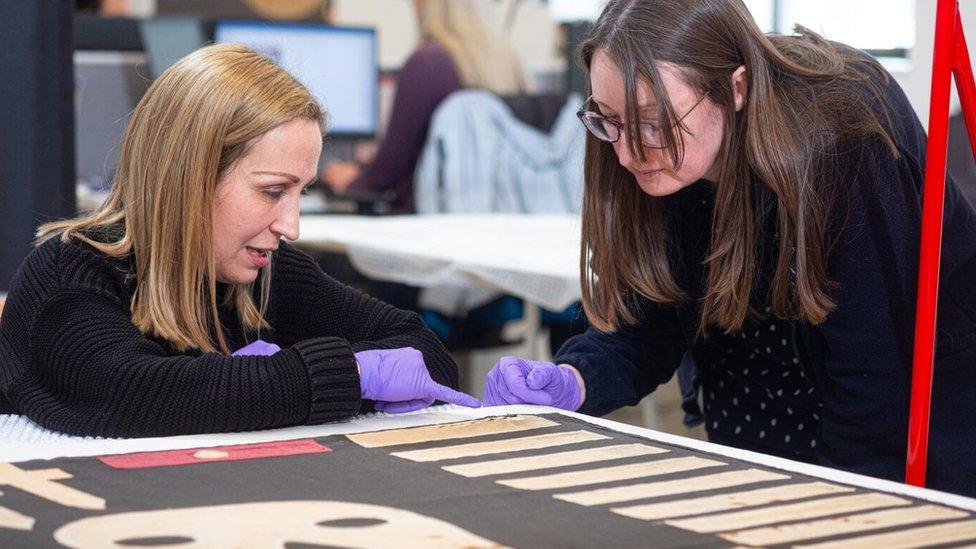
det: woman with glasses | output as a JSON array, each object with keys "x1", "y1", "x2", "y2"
[{"x1": 482, "y1": 0, "x2": 976, "y2": 497}]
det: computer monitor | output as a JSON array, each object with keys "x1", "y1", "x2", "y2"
[
  {"x1": 139, "y1": 17, "x2": 210, "y2": 79},
  {"x1": 75, "y1": 15, "x2": 144, "y2": 51},
  {"x1": 563, "y1": 21, "x2": 593, "y2": 97},
  {"x1": 214, "y1": 20, "x2": 378, "y2": 138},
  {"x1": 74, "y1": 51, "x2": 151, "y2": 188}
]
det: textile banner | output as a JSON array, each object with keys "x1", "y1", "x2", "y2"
[{"x1": 1, "y1": 414, "x2": 974, "y2": 547}]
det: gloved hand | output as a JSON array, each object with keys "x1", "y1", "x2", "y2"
[
  {"x1": 355, "y1": 347, "x2": 481, "y2": 413},
  {"x1": 483, "y1": 356, "x2": 584, "y2": 410},
  {"x1": 232, "y1": 339, "x2": 281, "y2": 356}
]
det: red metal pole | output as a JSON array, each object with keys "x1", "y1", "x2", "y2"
[
  {"x1": 953, "y1": 10, "x2": 976, "y2": 160},
  {"x1": 906, "y1": 0, "x2": 957, "y2": 488}
]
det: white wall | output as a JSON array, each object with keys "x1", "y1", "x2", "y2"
[
  {"x1": 893, "y1": 0, "x2": 976, "y2": 124},
  {"x1": 501, "y1": 0, "x2": 562, "y2": 74},
  {"x1": 334, "y1": 0, "x2": 418, "y2": 71}
]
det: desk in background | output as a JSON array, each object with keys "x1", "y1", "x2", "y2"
[{"x1": 295, "y1": 213, "x2": 582, "y2": 359}]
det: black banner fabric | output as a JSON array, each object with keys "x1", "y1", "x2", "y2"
[{"x1": 0, "y1": 414, "x2": 973, "y2": 547}]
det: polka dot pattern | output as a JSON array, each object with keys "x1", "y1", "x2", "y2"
[{"x1": 700, "y1": 308, "x2": 823, "y2": 460}]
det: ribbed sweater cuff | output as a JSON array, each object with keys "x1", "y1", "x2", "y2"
[{"x1": 293, "y1": 337, "x2": 362, "y2": 424}]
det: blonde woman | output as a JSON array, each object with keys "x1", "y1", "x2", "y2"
[
  {"x1": 321, "y1": 0, "x2": 527, "y2": 213},
  {"x1": 0, "y1": 44, "x2": 478, "y2": 437}
]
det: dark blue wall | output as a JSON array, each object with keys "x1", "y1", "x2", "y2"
[{"x1": 0, "y1": 1, "x2": 76, "y2": 291}]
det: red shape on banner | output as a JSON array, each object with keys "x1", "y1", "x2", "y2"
[
  {"x1": 907, "y1": 0, "x2": 976, "y2": 488},
  {"x1": 98, "y1": 439, "x2": 332, "y2": 469}
]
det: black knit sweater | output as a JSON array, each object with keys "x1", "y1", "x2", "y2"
[{"x1": 0, "y1": 236, "x2": 460, "y2": 437}]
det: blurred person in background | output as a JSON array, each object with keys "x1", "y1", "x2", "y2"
[
  {"x1": 320, "y1": 0, "x2": 527, "y2": 213},
  {"x1": 75, "y1": 0, "x2": 131, "y2": 16}
]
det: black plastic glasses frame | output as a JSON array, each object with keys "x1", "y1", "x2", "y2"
[{"x1": 576, "y1": 92, "x2": 710, "y2": 149}]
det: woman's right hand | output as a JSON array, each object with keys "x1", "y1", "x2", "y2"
[
  {"x1": 355, "y1": 347, "x2": 480, "y2": 413},
  {"x1": 483, "y1": 356, "x2": 585, "y2": 410},
  {"x1": 320, "y1": 161, "x2": 360, "y2": 194}
]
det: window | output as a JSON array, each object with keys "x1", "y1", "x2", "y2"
[
  {"x1": 743, "y1": 0, "x2": 775, "y2": 32},
  {"x1": 744, "y1": 0, "x2": 915, "y2": 61},
  {"x1": 547, "y1": 0, "x2": 606, "y2": 23},
  {"x1": 544, "y1": 0, "x2": 916, "y2": 65}
]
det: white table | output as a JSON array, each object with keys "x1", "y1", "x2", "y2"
[
  {"x1": 296, "y1": 213, "x2": 583, "y2": 357},
  {"x1": 4, "y1": 406, "x2": 974, "y2": 508}
]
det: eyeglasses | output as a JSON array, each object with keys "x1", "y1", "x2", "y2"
[{"x1": 576, "y1": 92, "x2": 709, "y2": 149}]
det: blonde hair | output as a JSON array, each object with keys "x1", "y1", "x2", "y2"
[
  {"x1": 37, "y1": 43, "x2": 325, "y2": 354},
  {"x1": 418, "y1": 0, "x2": 528, "y2": 94}
]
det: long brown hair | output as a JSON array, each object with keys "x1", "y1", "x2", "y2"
[
  {"x1": 37, "y1": 44, "x2": 325, "y2": 353},
  {"x1": 579, "y1": 0, "x2": 897, "y2": 334}
]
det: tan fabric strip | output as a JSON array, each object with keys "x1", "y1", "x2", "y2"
[
  {"x1": 498, "y1": 456, "x2": 724, "y2": 491},
  {"x1": 442, "y1": 443, "x2": 667, "y2": 478},
  {"x1": 612, "y1": 482, "x2": 853, "y2": 521},
  {"x1": 554, "y1": 469, "x2": 788, "y2": 506},
  {"x1": 0, "y1": 492, "x2": 35, "y2": 531},
  {"x1": 347, "y1": 415, "x2": 558, "y2": 448},
  {"x1": 721, "y1": 504, "x2": 969, "y2": 546},
  {"x1": 0, "y1": 463, "x2": 105, "y2": 510},
  {"x1": 795, "y1": 519, "x2": 976, "y2": 549},
  {"x1": 667, "y1": 492, "x2": 909, "y2": 533},
  {"x1": 391, "y1": 430, "x2": 609, "y2": 462}
]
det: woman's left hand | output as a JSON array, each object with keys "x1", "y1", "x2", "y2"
[{"x1": 483, "y1": 356, "x2": 585, "y2": 410}]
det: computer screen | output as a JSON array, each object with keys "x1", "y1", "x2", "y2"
[
  {"x1": 564, "y1": 21, "x2": 592, "y2": 97},
  {"x1": 214, "y1": 20, "x2": 378, "y2": 137},
  {"x1": 74, "y1": 51, "x2": 151, "y2": 187},
  {"x1": 139, "y1": 17, "x2": 209, "y2": 79},
  {"x1": 75, "y1": 15, "x2": 144, "y2": 51}
]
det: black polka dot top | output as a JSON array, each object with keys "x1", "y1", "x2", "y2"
[{"x1": 699, "y1": 306, "x2": 822, "y2": 462}]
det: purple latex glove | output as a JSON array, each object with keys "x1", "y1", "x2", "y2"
[
  {"x1": 232, "y1": 339, "x2": 281, "y2": 356},
  {"x1": 483, "y1": 356, "x2": 584, "y2": 410},
  {"x1": 355, "y1": 347, "x2": 481, "y2": 413}
]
